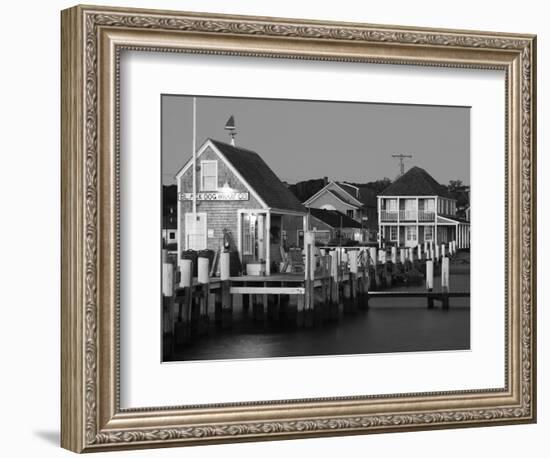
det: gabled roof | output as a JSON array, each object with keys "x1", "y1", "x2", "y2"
[
  {"x1": 304, "y1": 181, "x2": 363, "y2": 208},
  {"x1": 309, "y1": 208, "x2": 362, "y2": 229},
  {"x1": 337, "y1": 182, "x2": 358, "y2": 197},
  {"x1": 326, "y1": 189, "x2": 360, "y2": 209},
  {"x1": 209, "y1": 140, "x2": 306, "y2": 213},
  {"x1": 379, "y1": 166, "x2": 453, "y2": 199}
]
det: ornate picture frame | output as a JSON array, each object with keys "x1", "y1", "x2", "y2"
[{"x1": 61, "y1": 4, "x2": 536, "y2": 453}]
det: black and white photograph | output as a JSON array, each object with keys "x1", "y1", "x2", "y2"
[{"x1": 161, "y1": 95, "x2": 471, "y2": 362}]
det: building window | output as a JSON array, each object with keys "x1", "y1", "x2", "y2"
[
  {"x1": 200, "y1": 160, "x2": 218, "y2": 191},
  {"x1": 424, "y1": 226, "x2": 433, "y2": 241},
  {"x1": 169, "y1": 232, "x2": 175, "y2": 240},
  {"x1": 406, "y1": 226, "x2": 417, "y2": 241},
  {"x1": 346, "y1": 209, "x2": 354, "y2": 218},
  {"x1": 385, "y1": 199, "x2": 398, "y2": 211},
  {"x1": 424, "y1": 199, "x2": 435, "y2": 212},
  {"x1": 390, "y1": 226, "x2": 398, "y2": 241}
]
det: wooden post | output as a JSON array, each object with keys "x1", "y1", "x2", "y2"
[
  {"x1": 426, "y1": 259, "x2": 434, "y2": 309},
  {"x1": 368, "y1": 247, "x2": 376, "y2": 264},
  {"x1": 377, "y1": 249, "x2": 386, "y2": 288},
  {"x1": 383, "y1": 250, "x2": 392, "y2": 288},
  {"x1": 220, "y1": 251, "x2": 231, "y2": 329},
  {"x1": 435, "y1": 244, "x2": 440, "y2": 262},
  {"x1": 320, "y1": 255, "x2": 329, "y2": 322},
  {"x1": 362, "y1": 250, "x2": 370, "y2": 310},
  {"x1": 442, "y1": 256, "x2": 450, "y2": 309},
  {"x1": 399, "y1": 248, "x2": 406, "y2": 265},
  {"x1": 242, "y1": 282, "x2": 250, "y2": 313},
  {"x1": 417, "y1": 244, "x2": 422, "y2": 261},
  {"x1": 348, "y1": 250, "x2": 358, "y2": 313},
  {"x1": 304, "y1": 242, "x2": 314, "y2": 327},
  {"x1": 197, "y1": 255, "x2": 210, "y2": 335},
  {"x1": 441, "y1": 243, "x2": 446, "y2": 259},
  {"x1": 329, "y1": 250, "x2": 339, "y2": 319},
  {"x1": 162, "y1": 262, "x2": 174, "y2": 297},
  {"x1": 177, "y1": 259, "x2": 193, "y2": 344},
  {"x1": 391, "y1": 246, "x2": 397, "y2": 264},
  {"x1": 162, "y1": 260, "x2": 174, "y2": 353}
]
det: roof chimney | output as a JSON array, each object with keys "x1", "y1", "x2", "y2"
[
  {"x1": 323, "y1": 176, "x2": 328, "y2": 186},
  {"x1": 224, "y1": 115, "x2": 237, "y2": 146}
]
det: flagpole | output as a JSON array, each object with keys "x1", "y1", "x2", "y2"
[{"x1": 192, "y1": 97, "x2": 197, "y2": 218}]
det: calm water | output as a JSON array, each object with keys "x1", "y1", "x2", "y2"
[{"x1": 166, "y1": 271, "x2": 470, "y2": 362}]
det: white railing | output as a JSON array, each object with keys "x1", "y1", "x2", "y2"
[
  {"x1": 380, "y1": 210, "x2": 398, "y2": 221},
  {"x1": 399, "y1": 210, "x2": 417, "y2": 221},
  {"x1": 418, "y1": 210, "x2": 435, "y2": 221},
  {"x1": 380, "y1": 210, "x2": 436, "y2": 222}
]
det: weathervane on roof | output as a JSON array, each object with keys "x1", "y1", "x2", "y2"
[
  {"x1": 224, "y1": 115, "x2": 237, "y2": 146},
  {"x1": 392, "y1": 153, "x2": 413, "y2": 177}
]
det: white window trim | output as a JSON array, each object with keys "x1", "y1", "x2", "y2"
[
  {"x1": 390, "y1": 226, "x2": 398, "y2": 241},
  {"x1": 406, "y1": 226, "x2": 417, "y2": 241},
  {"x1": 424, "y1": 226, "x2": 434, "y2": 241},
  {"x1": 200, "y1": 160, "x2": 218, "y2": 191}
]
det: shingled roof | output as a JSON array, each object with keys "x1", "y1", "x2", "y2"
[
  {"x1": 210, "y1": 140, "x2": 306, "y2": 213},
  {"x1": 309, "y1": 208, "x2": 362, "y2": 229},
  {"x1": 379, "y1": 166, "x2": 453, "y2": 199}
]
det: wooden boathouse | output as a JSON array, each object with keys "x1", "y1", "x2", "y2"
[{"x1": 175, "y1": 138, "x2": 308, "y2": 276}]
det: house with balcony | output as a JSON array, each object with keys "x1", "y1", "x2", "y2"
[
  {"x1": 377, "y1": 166, "x2": 470, "y2": 249},
  {"x1": 303, "y1": 180, "x2": 378, "y2": 242}
]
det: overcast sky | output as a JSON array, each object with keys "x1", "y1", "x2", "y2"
[{"x1": 161, "y1": 95, "x2": 470, "y2": 187}]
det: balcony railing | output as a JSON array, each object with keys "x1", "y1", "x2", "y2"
[
  {"x1": 418, "y1": 210, "x2": 435, "y2": 221},
  {"x1": 380, "y1": 210, "x2": 436, "y2": 222},
  {"x1": 399, "y1": 210, "x2": 417, "y2": 221},
  {"x1": 380, "y1": 210, "x2": 398, "y2": 221}
]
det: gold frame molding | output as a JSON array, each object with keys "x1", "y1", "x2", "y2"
[{"x1": 61, "y1": 4, "x2": 537, "y2": 453}]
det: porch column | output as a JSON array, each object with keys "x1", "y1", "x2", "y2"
[
  {"x1": 257, "y1": 214, "x2": 265, "y2": 263},
  {"x1": 434, "y1": 197, "x2": 438, "y2": 245},
  {"x1": 237, "y1": 210, "x2": 243, "y2": 262}
]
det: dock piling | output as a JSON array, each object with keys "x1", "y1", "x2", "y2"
[
  {"x1": 197, "y1": 255, "x2": 210, "y2": 335},
  {"x1": 220, "y1": 250, "x2": 232, "y2": 329},
  {"x1": 426, "y1": 259, "x2": 434, "y2": 309},
  {"x1": 441, "y1": 256, "x2": 450, "y2": 309}
]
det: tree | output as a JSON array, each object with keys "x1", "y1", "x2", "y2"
[
  {"x1": 360, "y1": 177, "x2": 392, "y2": 195},
  {"x1": 447, "y1": 180, "x2": 470, "y2": 209},
  {"x1": 448, "y1": 180, "x2": 465, "y2": 194}
]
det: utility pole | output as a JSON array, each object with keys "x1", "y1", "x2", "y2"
[{"x1": 392, "y1": 154, "x2": 412, "y2": 177}]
